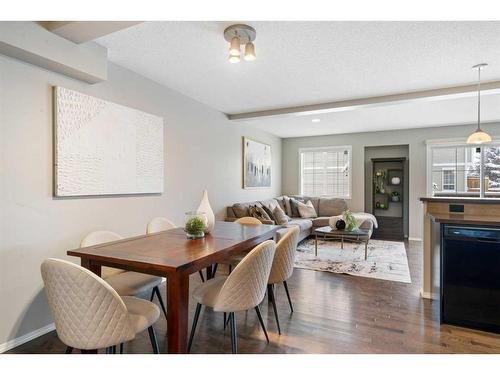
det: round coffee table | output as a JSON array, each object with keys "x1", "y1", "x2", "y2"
[{"x1": 314, "y1": 226, "x2": 370, "y2": 260}]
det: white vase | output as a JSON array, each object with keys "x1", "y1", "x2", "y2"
[{"x1": 197, "y1": 189, "x2": 215, "y2": 233}]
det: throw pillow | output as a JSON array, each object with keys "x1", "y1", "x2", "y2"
[
  {"x1": 283, "y1": 196, "x2": 293, "y2": 216},
  {"x1": 297, "y1": 200, "x2": 318, "y2": 219},
  {"x1": 249, "y1": 205, "x2": 271, "y2": 222},
  {"x1": 261, "y1": 204, "x2": 276, "y2": 222},
  {"x1": 289, "y1": 197, "x2": 303, "y2": 217},
  {"x1": 273, "y1": 205, "x2": 290, "y2": 225}
]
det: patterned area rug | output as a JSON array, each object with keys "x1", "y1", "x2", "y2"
[{"x1": 295, "y1": 238, "x2": 411, "y2": 284}]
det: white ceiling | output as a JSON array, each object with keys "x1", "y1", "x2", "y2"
[{"x1": 97, "y1": 21, "x2": 500, "y2": 138}]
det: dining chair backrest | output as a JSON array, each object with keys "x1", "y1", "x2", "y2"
[
  {"x1": 234, "y1": 217, "x2": 262, "y2": 225},
  {"x1": 41, "y1": 258, "x2": 135, "y2": 350},
  {"x1": 268, "y1": 226, "x2": 300, "y2": 284},
  {"x1": 214, "y1": 240, "x2": 276, "y2": 312},
  {"x1": 80, "y1": 230, "x2": 124, "y2": 278},
  {"x1": 146, "y1": 217, "x2": 176, "y2": 234}
]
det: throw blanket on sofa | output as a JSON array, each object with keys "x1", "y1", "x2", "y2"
[{"x1": 329, "y1": 212, "x2": 378, "y2": 229}]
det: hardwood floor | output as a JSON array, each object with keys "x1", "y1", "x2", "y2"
[{"x1": 8, "y1": 240, "x2": 500, "y2": 354}]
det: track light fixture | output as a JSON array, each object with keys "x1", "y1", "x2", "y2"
[{"x1": 224, "y1": 24, "x2": 256, "y2": 63}]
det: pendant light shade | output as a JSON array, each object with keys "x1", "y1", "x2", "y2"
[
  {"x1": 229, "y1": 36, "x2": 241, "y2": 56},
  {"x1": 467, "y1": 63, "x2": 491, "y2": 144},
  {"x1": 244, "y1": 42, "x2": 256, "y2": 61},
  {"x1": 467, "y1": 129, "x2": 492, "y2": 144}
]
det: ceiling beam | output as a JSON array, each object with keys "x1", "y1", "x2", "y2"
[
  {"x1": 227, "y1": 81, "x2": 500, "y2": 121},
  {"x1": 39, "y1": 21, "x2": 142, "y2": 44}
]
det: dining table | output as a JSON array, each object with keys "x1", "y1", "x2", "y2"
[{"x1": 67, "y1": 220, "x2": 279, "y2": 354}]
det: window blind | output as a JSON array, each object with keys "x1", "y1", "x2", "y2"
[{"x1": 300, "y1": 146, "x2": 351, "y2": 198}]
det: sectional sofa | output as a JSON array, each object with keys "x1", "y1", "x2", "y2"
[{"x1": 226, "y1": 195, "x2": 374, "y2": 242}]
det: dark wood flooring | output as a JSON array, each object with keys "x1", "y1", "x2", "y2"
[{"x1": 8, "y1": 241, "x2": 500, "y2": 354}]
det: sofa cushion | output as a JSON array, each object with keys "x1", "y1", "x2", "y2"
[
  {"x1": 287, "y1": 218, "x2": 313, "y2": 232},
  {"x1": 232, "y1": 202, "x2": 261, "y2": 218},
  {"x1": 249, "y1": 205, "x2": 271, "y2": 222},
  {"x1": 318, "y1": 197, "x2": 347, "y2": 217},
  {"x1": 290, "y1": 195, "x2": 320, "y2": 215},
  {"x1": 297, "y1": 200, "x2": 318, "y2": 218},
  {"x1": 312, "y1": 217, "x2": 330, "y2": 227},
  {"x1": 289, "y1": 197, "x2": 304, "y2": 217},
  {"x1": 273, "y1": 205, "x2": 289, "y2": 225}
]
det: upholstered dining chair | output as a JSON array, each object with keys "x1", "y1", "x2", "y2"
[
  {"x1": 216, "y1": 216, "x2": 263, "y2": 275},
  {"x1": 234, "y1": 216, "x2": 262, "y2": 225},
  {"x1": 81, "y1": 231, "x2": 167, "y2": 319},
  {"x1": 41, "y1": 258, "x2": 160, "y2": 354},
  {"x1": 146, "y1": 217, "x2": 176, "y2": 234},
  {"x1": 145, "y1": 219, "x2": 206, "y2": 283},
  {"x1": 187, "y1": 240, "x2": 276, "y2": 354},
  {"x1": 266, "y1": 226, "x2": 300, "y2": 335}
]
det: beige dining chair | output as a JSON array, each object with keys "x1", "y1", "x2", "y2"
[
  {"x1": 41, "y1": 258, "x2": 160, "y2": 353},
  {"x1": 216, "y1": 216, "x2": 263, "y2": 275},
  {"x1": 187, "y1": 240, "x2": 276, "y2": 354},
  {"x1": 234, "y1": 216, "x2": 262, "y2": 225},
  {"x1": 81, "y1": 230, "x2": 167, "y2": 319},
  {"x1": 146, "y1": 217, "x2": 176, "y2": 234},
  {"x1": 145, "y1": 219, "x2": 207, "y2": 283},
  {"x1": 266, "y1": 226, "x2": 300, "y2": 335}
]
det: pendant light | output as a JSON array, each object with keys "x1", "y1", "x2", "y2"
[
  {"x1": 244, "y1": 41, "x2": 256, "y2": 61},
  {"x1": 467, "y1": 63, "x2": 492, "y2": 144}
]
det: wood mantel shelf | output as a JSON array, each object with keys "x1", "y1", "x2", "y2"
[{"x1": 426, "y1": 213, "x2": 500, "y2": 226}]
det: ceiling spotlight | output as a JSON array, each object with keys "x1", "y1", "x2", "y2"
[
  {"x1": 244, "y1": 42, "x2": 256, "y2": 61},
  {"x1": 312, "y1": 118, "x2": 321, "y2": 123},
  {"x1": 229, "y1": 36, "x2": 241, "y2": 56},
  {"x1": 224, "y1": 24, "x2": 256, "y2": 63},
  {"x1": 228, "y1": 53, "x2": 240, "y2": 64}
]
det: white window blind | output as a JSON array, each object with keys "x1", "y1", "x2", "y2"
[{"x1": 300, "y1": 146, "x2": 351, "y2": 198}]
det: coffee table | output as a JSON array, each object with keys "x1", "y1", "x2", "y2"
[{"x1": 314, "y1": 226, "x2": 370, "y2": 260}]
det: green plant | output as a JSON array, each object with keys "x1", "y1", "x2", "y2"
[
  {"x1": 343, "y1": 210, "x2": 359, "y2": 231},
  {"x1": 391, "y1": 191, "x2": 400, "y2": 197},
  {"x1": 185, "y1": 216, "x2": 206, "y2": 235}
]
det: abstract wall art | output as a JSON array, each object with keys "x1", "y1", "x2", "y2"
[
  {"x1": 53, "y1": 86, "x2": 164, "y2": 197},
  {"x1": 243, "y1": 137, "x2": 271, "y2": 189}
]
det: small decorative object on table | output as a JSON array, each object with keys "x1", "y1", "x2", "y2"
[
  {"x1": 391, "y1": 191, "x2": 400, "y2": 202},
  {"x1": 197, "y1": 189, "x2": 215, "y2": 233},
  {"x1": 184, "y1": 211, "x2": 207, "y2": 239},
  {"x1": 343, "y1": 210, "x2": 359, "y2": 231},
  {"x1": 335, "y1": 219, "x2": 346, "y2": 230}
]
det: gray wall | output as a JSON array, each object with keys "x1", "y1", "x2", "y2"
[
  {"x1": 281, "y1": 123, "x2": 500, "y2": 240},
  {"x1": 0, "y1": 55, "x2": 281, "y2": 348}
]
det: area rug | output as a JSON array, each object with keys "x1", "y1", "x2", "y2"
[{"x1": 295, "y1": 238, "x2": 411, "y2": 283}]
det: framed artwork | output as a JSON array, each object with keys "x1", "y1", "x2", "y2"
[
  {"x1": 53, "y1": 86, "x2": 164, "y2": 197},
  {"x1": 243, "y1": 137, "x2": 271, "y2": 189}
]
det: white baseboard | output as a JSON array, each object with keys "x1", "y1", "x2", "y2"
[
  {"x1": 0, "y1": 322, "x2": 55, "y2": 353},
  {"x1": 408, "y1": 237, "x2": 422, "y2": 242}
]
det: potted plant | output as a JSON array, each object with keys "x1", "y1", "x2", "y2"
[
  {"x1": 184, "y1": 211, "x2": 207, "y2": 239},
  {"x1": 391, "y1": 191, "x2": 400, "y2": 202}
]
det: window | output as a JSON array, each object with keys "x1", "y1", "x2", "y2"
[
  {"x1": 442, "y1": 169, "x2": 456, "y2": 191},
  {"x1": 299, "y1": 146, "x2": 351, "y2": 198},
  {"x1": 428, "y1": 141, "x2": 500, "y2": 198}
]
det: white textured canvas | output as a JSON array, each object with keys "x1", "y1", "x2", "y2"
[{"x1": 54, "y1": 86, "x2": 164, "y2": 196}]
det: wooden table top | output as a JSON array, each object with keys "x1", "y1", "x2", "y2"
[{"x1": 67, "y1": 221, "x2": 278, "y2": 275}]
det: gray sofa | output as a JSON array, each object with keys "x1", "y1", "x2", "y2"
[{"x1": 226, "y1": 195, "x2": 374, "y2": 242}]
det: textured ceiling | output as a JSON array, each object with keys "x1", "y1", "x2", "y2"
[{"x1": 97, "y1": 21, "x2": 500, "y2": 137}]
